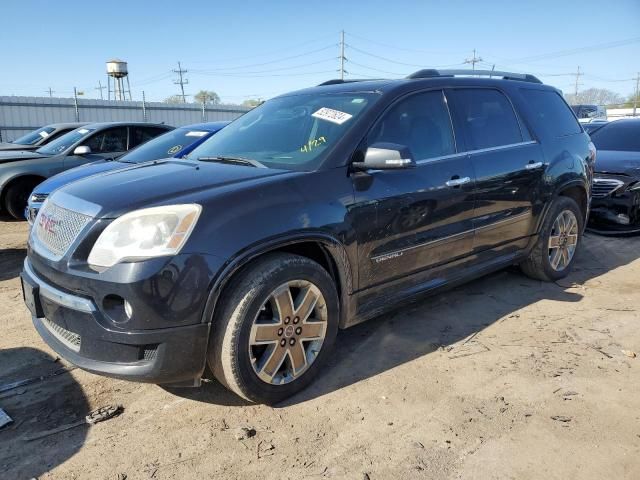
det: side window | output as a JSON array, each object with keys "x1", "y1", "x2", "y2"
[
  {"x1": 130, "y1": 126, "x2": 165, "y2": 148},
  {"x1": 83, "y1": 127, "x2": 128, "y2": 153},
  {"x1": 368, "y1": 90, "x2": 455, "y2": 161},
  {"x1": 520, "y1": 89, "x2": 582, "y2": 137},
  {"x1": 450, "y1": 89, "x2": 523, "y2": 150}
]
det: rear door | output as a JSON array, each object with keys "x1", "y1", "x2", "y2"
[
  {"x1": 354, "y1": 89, "x2": 476, "y2": 290},
  {"x1": 64, "y1": 126, "x2": 129, "y2": 168},
  {"x1": 447, "y1": 88, "x2": 545, "y2": 255}
]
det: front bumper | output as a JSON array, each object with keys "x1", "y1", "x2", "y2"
[
  {"x1": 21, "y1": 257, "x2": 212, "y2": 385},
  {"x1": 589, "y1": 189, "x2": 640, "y2": 234}
]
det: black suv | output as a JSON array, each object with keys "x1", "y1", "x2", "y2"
[{"x1": 22, "y1": 70, "x2": 594, "y2": 403}]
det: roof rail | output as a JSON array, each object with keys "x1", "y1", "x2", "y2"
[
  {"x1": 317, "y1": 79, "x2": 381, "y2": 86},
  {"x1": 407, "y1": 69, "x2": 542, "y2": 84}
]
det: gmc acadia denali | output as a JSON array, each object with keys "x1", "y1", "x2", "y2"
[{"x1": 21, "y1": 70, "x2": 594, "y2": 403}]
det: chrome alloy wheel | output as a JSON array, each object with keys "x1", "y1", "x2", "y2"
[
  {"x1": 249, "y1": 280, "x2": 328, "y2": 385},
  {"x1": 548, "y1": 209, "x2": 578, "y2": 271}
]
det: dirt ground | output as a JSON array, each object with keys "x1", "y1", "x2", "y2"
[{"x1": 0, "y1": 219, "x2": 638, "y2": 480}]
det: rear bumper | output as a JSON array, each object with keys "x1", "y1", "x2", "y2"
[{"x1": 22, "y1": 258, "x2": 210, "y2": 385}]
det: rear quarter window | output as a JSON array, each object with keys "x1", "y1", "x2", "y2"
[{"x1": 520, "y1": 89, "x2": 582, "y2": 138}]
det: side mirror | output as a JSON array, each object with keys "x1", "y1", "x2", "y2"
[
  {"x1": 73, "y1": 145, "x2": 91, "y2": 155},
  {"x1": 353, "y1": 143, "x2": 416, "y2": 170}
]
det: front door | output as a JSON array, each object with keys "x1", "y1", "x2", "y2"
[
  {"x1": 63, "y1": 126, "x2": 128, "y2": 169},
  {"x1": 353, "y1": 89, "x2": 476, "y2": 291},
  {"x1": 447, "y1": 88, "x2": 545, "y2": 254}
]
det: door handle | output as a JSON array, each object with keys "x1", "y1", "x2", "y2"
[
  {"x1": 445, "y1": 176, "x2": 471, "y2": 187},
  {"x1": 525, "y1": 161, "x2": 544, "y2": 170}
]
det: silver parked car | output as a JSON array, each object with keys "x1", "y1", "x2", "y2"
[
  {"x1": 0, "y1": 123, "x2": 87, "y2": 151},
  {"x1": 0, "y1": 122, "x2": 173, "y2": 219}
]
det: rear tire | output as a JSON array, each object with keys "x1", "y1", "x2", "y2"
[
  {"x1": 4, "y1": 178, "x2": 39, "y2": 220},
  {"x1": 208, "y1": 253, "x2": 339, "y2": 404},
  {"x1": 520, "y1": 196, "x2": 583, "y2": 281}
]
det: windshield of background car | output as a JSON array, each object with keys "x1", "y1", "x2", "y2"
[
  {"x1": 36, "y1": 127, "x2": 96, "y2": 155},
  {"x1": 187, "y1": 92, "x2": 379, "y2": 171},
  {"x1": 12, "y1": 127, "x2": 55, "y2": 145},
  {"x1": 119, "y1": 127, "x2": 212, "y2": 163},
  {"x1": 590, "y1": 121, "x2": 640, "y2": 151}
]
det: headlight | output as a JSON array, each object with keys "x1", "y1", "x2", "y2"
[
  {"x1": 628, "y1": 181, "x2": 640, "y2": 191},
  {"x1": 87, "y1": 204, "x2": 201, "y2": 268}
]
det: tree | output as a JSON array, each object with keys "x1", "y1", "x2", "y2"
[
  {"x1": 164, "y1": 95, "x2": 184, "y2": 104},
  {"x1": 194, "y1": 90, "x2": 220, "y2": 105},
  {"x1": 242, "y1": 98, "x2": 263, "y2": 108},
  {"x1": 564, "y1": 88, "x2": 624, "y2": 106}
]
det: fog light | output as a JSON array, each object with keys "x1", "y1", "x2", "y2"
[
  {"x1": 617, "y1": 214, "x2": 630, "y2": 225},
  {"x1": 124, "y1": 300, "x2": 133, "y2": 319}
]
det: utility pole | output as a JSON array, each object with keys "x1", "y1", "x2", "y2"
[
  {"x1": 633, "y1": 72, "x2": 639, "y2": 117},
  {"x1": 573, "y1": 66, "x2": 582, "y2": 98},
  {"x1": 173, "y1": 61, "x2": 189, "y2": 103},
  {"x1": 73, "y1": 87, "x2": 80, "y2": 121},
  {"x1": 95, "y1": 80, "x2": 106, "y2": 100},
  {"x1": 339, "y1": 30, "x2": 346, "y2": 80},
  {"x1": 464, "y1": 49, "x2": 483, "y2": 71},
  {"x1": 45, "y1": 87, "x2": 54, "y2": 98}
]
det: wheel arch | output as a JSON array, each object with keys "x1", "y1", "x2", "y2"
[
  {"x1": 201, "y1": 234, "x2": 354, "y2": 330},
  {"x1": 0, "y1": 173, "x2": 47, "y2": 210}
]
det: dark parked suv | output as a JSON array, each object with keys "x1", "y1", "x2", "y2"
[{"x1": 22, "y1": 70, "x2": 594, "y2": 403}]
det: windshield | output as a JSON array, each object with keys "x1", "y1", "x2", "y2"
[
  {"x1": 12, "y1": 127, "x2": 55, "y2": 145},
  {"x1": 118, "y1": 127, "x2": 213, "y2": 163},
  {"x1": 187, "y1": 92, "x2": 379, "y2": 171},
  {"x1": 590, "y1": 121, "x2": 640, "y2": 151},
  {"x1": 36, "y1": 127, "x2": 96, "y2": 155}
]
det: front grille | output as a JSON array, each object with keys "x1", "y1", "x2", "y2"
[
  {"x1": 32, "y1": 201, "x2": 92, "y2": 259},
  {"x1": 42, "y1": 318, "x2": 81, "y2": 352},
  {"x1": 592, "y1": 178, "x2": 625, "y2": 198}
]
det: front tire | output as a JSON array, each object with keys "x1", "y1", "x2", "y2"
[
  {"x1": 520, "y1": 196, "x2": 583, "y2": 281},
  {"x1": 208, "y1": 253, "x2": 339, "y2": 404}
]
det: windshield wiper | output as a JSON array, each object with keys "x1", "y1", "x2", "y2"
[{"x1": 197, "y1": 156, "x2": 266, "y2": 168}]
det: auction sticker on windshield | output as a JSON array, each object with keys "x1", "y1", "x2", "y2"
[
  {"x1": 312, "y1": 107, "x2": 353, "y2": 125},
  {"x1": 185, "y1": 131, "x2": 208, "y2": 137}
]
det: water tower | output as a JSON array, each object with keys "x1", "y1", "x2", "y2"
[{"x1": 106, "y1": 59, "x2": 132, "y2": 101}]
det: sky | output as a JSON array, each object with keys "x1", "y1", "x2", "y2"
[{"x1": 1, "y1": 0, "x2": 639, "y2": 104}]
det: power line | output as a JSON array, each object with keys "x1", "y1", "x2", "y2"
[
  {"x1": 344, "y1": 31, "x2": 467, "y2": 56},
  {"x1": 173, "y1": 61, "x2": 189, "y2": 103},
  {"x1": 191, "y1": 58, "x2": 336, "y2": 76},
  {"x1": 347, "y1": 43, "x2": 464, "y2": 68},
  {"x1": 188, "y1": 45, "x2": 336, "y2": 73},
  {"x1": 504, "y1": 36, "x2": 640, "y2": 64}
]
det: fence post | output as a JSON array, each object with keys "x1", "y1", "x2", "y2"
[
  {"x1": 201, "y1": 101, "x2": 206, "y2": 121},
  {"x1": 142, "y1": 91, "x2": 147, "y2": 122}
]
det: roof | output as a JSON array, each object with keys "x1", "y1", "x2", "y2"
[
  {"x1": 280, "y1": 69, "x2": 551, "y2": 98},
  {"x1": 81, "y1": 121, "x2": 173, "y2": 129},
  {"x1": 47, "y1": 122, "x2": 88, "y2": 129}
]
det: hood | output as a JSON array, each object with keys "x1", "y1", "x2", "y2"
[
  {"x1": 0, "y1": 150, "x2": 48, "y2": 164},
  {"x1": 0, "y1": 142, "x2": 38, "y2": 151},
  {"x1": 52, "y1": 159, "x2": 294, "y2": 218},
  {"x1": 595, "y1": 150, "x2": 640, "y2": 178},
  {"x1": 35, "y1": 159, "x2": 126, "y2": 195}
]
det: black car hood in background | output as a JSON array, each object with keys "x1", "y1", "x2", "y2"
[
  {"x1": 54, "y1": 159, "x2": 294, "y2": 218},
  {"x1": 595, "y1": 150, "x2": 640, "y2": 177},
  {"x1": 0, "y1": 150, "x2": 48, "y2": 164},
  {"x1": 0, "y1": 142, "x2": 38, "y2": 152}
]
